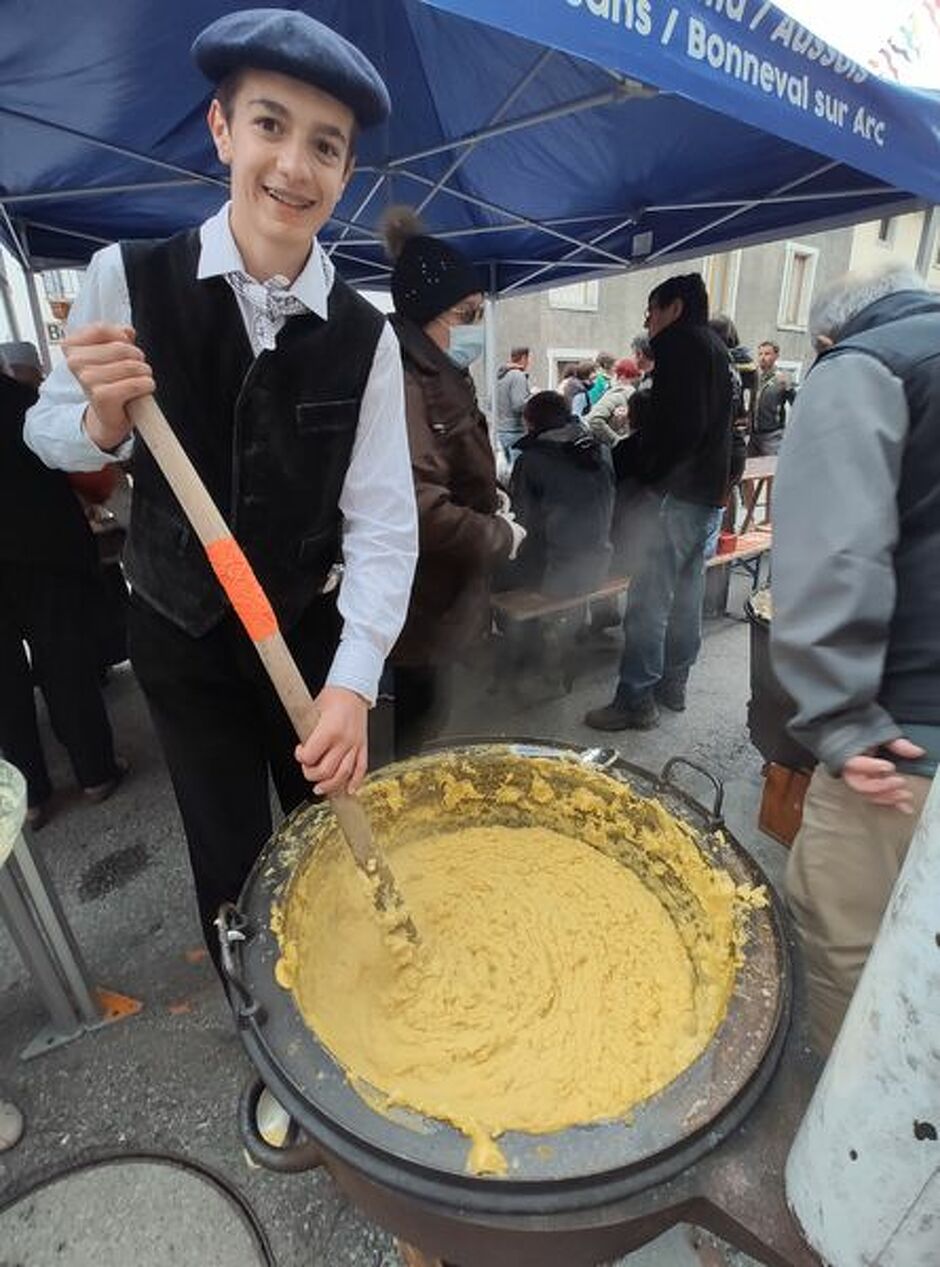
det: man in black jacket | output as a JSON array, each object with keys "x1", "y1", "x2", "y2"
[{"x1": 586, "y1": 274, "x2": 732, "y2": 730}]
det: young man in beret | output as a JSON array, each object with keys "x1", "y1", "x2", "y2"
[{"x1": 26, "y1": 10, "x2": 417, "y2": 958}]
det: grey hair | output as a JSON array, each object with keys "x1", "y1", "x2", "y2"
[{"x1": 809, "y1": 262, "x2": 926, "y2": 346}]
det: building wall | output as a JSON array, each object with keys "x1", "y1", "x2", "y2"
[
  {"x1": 0, "y1": 244, "x2": 75, "y2": 367},
  {"x1": 850, "y1": 210, "x2": 940, "y2": 285},
  {"x1": 483, "y1": 224, "x2": 857, "y2": 405}
]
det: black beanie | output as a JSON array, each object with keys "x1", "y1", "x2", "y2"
[{"x1": 381, "y1": 207, "x2": 482, "y2": 326}]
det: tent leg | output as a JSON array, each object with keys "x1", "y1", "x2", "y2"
[
  {"x1": 0, "y1": 250, "x2": 21, "y2": 340},
  {"x1": 484, "y1": 263, "x2": 500, "y2": 457},
  {"x1": 915, "y1": 205, "x2": 938, "y2": 278},
  {"x1": 23, "y1": 268, "x2": 51, "y2": 374}
]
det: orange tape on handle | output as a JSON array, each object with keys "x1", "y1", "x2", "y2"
[{"x1": 205, "y1": 536, "x2": 278, "y2": 642}]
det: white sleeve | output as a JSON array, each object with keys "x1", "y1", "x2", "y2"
[
  {"x1": 24, "y1": 242, "x2": 136, "y2": 470},
  {"x1": 327, "y1": 321, "x2": 418, "y2": 703}
]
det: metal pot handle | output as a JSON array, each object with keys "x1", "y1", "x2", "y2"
[
  {"x1": 238, "y1": 1075, "x2": 323, "y2": 1173},
  {"x1": 656, "y1": 756, "x2": 725, "y2": 828},
  {"x1": 578, "y1": 747, "x2": 621, "y2": 772},
  {"x1": 215, "y1": 903, "x2": 265, "y2": 1025}
]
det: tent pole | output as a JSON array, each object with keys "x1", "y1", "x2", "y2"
[
  {"x1": 396, "y1": 168, "x2": 632, "y2": 266},
  {"x1": 416, "y1": 49, "x2": 553, "y2": 217},
  {"x1": 0, "y1": 105, "x2": 228, "y2": 192},
  {"x1": 642, "y1": 160, "x2": 839, "y2": 265},
  {"x1": 23, "y1": 267, "x2": 51, "y2": 374},
  {"x1": 387, "y1": 83, "x2": 645, "y2": 170},
  {"x1": 914, "y1": 205, "x2": 938, "y2": 278},
  {"x1": 15, "y1": 219, "x2": 52, "y2": 373},
  {"x1": 334, "y1": 214, "x2": 622, "y2": 251},
  {"x1": 484, "y1": 263, "x2": 499, "y2": 456},
  {"x1": 327, "y1": 173, "x2": 386, "y2": 258},
  {"x1": 501, "y1": 214, "x2": 636, "y2": 295},
  {"x1": 2, "y1": 177, "x2": 208, "y2": 206},
  {"x1": 0, "y1": 250, "x2": 22, "y2": 341}
]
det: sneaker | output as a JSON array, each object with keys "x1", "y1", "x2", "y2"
[
  {"x1": 584, "y1": 697, "x2": 659, "y2": 731},
  {"x1": 83, "y1": 756, "x2": 129, "y2": 805},
  {"x1": 654, "y1": 679, "x2": 687, "y2": 712}
]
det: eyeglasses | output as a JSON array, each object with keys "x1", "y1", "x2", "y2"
[{"x1": 448, "y1": 302, "x2": 485, "y2": 326}]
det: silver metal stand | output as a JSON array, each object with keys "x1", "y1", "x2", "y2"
[{"x1": 0, "y1": 760, "x2": 141, "y2": 1060}]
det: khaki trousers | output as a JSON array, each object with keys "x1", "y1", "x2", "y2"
[{"x1": 786, "y1": 766, "x2": 930, "y2": 1055}]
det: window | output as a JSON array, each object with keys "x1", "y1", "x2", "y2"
[
  {"x1": 876, "y1": 216, "x2": 896, "y2": 246},
  {"x1": 548, "y1": 279, "x2": 599, "y2": 312},
  {"x1": 776, "y1": 359, "x2": 803, "y2": 386},
  {"x1": 41, "y1": 268, "x2": 81, "y2": 301},
  {"x1": 546, "y1": 347, "x2": 594, "y2": 389},
  {"x1": 777, "y1": 242, "x2": 819, "y2": 331},
  {"x1": 702, "y1": 250, "x2": 741, "y2": 318}
]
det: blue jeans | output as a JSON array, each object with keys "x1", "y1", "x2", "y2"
[
  {"x1": 498, "y1": 429, "x2": 523, "y2": 472},
  {"x1": 616, "y1": 494, "x2": 717, "y2": 704},
  {"x1": 703, "y1": 505, "x2": 724, "y2": 560}
]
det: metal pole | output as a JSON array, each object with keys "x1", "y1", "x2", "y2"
[
  {"x1": 0, "y1": 249, "x2": 21, "y2": 340},
  {"x1": 914, "y1": 205, "x2": 939, "y2": 278},
  {"x1": 15, "y1": 221, "x2": 52, "y2": 373},
  {"x1": 484, "y1": 264, "x2": 499, "y2": 456},
  {"x1": 12, "y1": 833, "x2": 101, "y2": 1024},
  {"x1": 0, "y1": 861, "x2": 82, "y2": 1041},
  {"x1": 22, "y1": 266, "x2": 51, "y2": 374}
]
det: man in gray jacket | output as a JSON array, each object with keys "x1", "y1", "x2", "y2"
[
  {"x1": 771, "y1": 262, "x2": 940, "y2": 1054},
  {"x1": 495, "y1": 346, "x2": 530, "y2": 466}
]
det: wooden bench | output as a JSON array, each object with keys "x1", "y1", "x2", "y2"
[
  {"x1": 704, "y1": 529, "x2": 772, "y2": 614},
  {"x1": 706, "y1": 529, "x2": 772, "y2": 573},
  {"x1": 740, "y1": 456, "x2": 778, "y2": 532},
  {"x1": 489, "y1": 531, "x2": 771, "y2": 692},
  {"x1": 490, "y1": 576, "x2": 630, "y2": 696},
  {"x1": 491, "y1": 573, "x2": 629, "y2": 625},
  {"x1": 491, "y1": 530, "x2": 771, "y2": 631}
]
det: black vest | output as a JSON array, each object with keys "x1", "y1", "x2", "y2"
[
  {"x1": 121, "y1": 230, "x2": 384, "y2": 635},
  {"x1": 826, "y1": 289, "x2": 940, "y2": 725}
]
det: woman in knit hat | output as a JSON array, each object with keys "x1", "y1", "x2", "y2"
[{"x1": 382, "y1": 207, "x2": 524, "y2": 758}]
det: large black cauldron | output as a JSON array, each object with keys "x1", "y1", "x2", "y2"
[{"x1": 219, "y1": 741, "x2": 792, "y2": 1267}]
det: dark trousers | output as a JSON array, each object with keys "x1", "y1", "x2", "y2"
[
  {"x1": 0, "y1": 562, "x2": 119, "y2": 805},
  {"x1": 128, "y1": 592, "x2": 341, "y2": 960},
  {"x1": 391, "y1": 665, "x2": 452, "y2": 761}
]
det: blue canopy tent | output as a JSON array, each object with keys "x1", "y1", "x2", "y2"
[{"x1": 1, "y1": 0, "x2": 939, "y2": 296}]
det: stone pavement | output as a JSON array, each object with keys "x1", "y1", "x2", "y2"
[{"x1": 0, "y1": 582, "x2": 776, "y2": 1267}]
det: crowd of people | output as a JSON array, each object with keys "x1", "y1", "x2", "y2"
[{"x1": 1, "y1": 7, "x2": 936, "y2": 1119}]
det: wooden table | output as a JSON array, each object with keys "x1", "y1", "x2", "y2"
[{"x1": 740, "y1": 456, "x2": 777, "y2": 533}]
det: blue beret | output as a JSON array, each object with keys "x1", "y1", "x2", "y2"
[{"x1": 192, "y1": 8, "x2": 391, "y2": 128}]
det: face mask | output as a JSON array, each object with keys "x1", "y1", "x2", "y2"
[{"x1": 446, "y1": 323, "x2": 485, "y2": 369}]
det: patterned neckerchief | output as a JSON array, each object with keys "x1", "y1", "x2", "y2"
[{"x1": 225, "y1": 271, "x2": 309, "y2": 351}]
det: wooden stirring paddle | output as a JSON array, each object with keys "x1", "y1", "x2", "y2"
[{"x1": 125, "y1": 396, "x2": 418, "y2": 942}]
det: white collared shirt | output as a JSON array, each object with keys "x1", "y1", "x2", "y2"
[
  {"x1": 197, "y1": 201, "x2": 334, "y2": 333},
  {"x1": 24, "y1": 202, "x2": 417, "y2": 704}
]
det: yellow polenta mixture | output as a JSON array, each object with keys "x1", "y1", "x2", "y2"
[{"x1": 273, "y1": 755, "x2": 760, "y2": 1174}]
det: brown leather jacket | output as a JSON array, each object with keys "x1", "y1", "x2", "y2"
[{"x1": 389, "y1": 314, "x2": 512, "y2": 666}]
